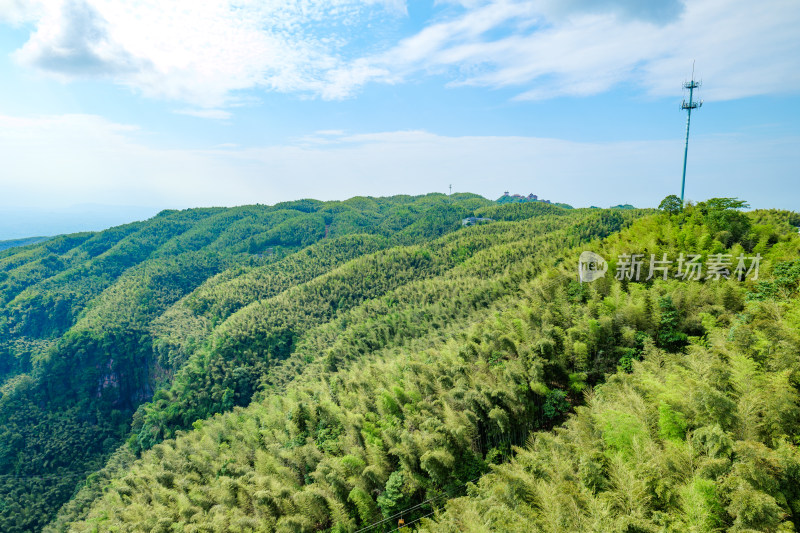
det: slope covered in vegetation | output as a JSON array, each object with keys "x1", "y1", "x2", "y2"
[
  {"x1": 63, "y1": 205, "x2": 637, "y2": 532},
  {"x1": 3, "y1": 193, "x2": 797, "y2": 533},
  {"x1": 0, "y1": 193, "x2": 498, "y2": 532},
  {"x1": 422, "y1": 205, "x2": 800, "y2": 532}
]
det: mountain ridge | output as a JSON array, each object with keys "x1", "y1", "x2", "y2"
[{"x1": 1, "y1": 193, "x2": 797, "y2": 532}]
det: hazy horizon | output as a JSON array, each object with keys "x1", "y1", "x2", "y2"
[{"x1": 2, "y1": 189, "x2": 794, "y2": 242}]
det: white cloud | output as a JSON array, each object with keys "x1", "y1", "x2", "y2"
[
  {"x1": 336, "y1": 0, "x2": 800, "y2": 101},
  {"x1": 541, "y1": 0, "x2": 684, "y2": 24},
  {"x1": 11, "y1": 0, "x2": 407, "y2": 107},
  {"x1": 6, "y1": 0, "x2": 799, "y2": 106},
  {"x1": 0, "y1": 0, "x2": 43, "y2": 24},
  {"x1": 174, "y1": 109, "x2": 232, "y2": 120},
  {"x1": 13, "y1": 0, "x2": 146, "y2": 78},
  {"x1": 314, "y1": 130, "x2": 346, "y2": 136},
  {"x1": 1, "y1": 113, "x2": 797, "y2": 212}
]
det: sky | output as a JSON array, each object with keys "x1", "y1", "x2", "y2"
[{"x1": 0, "y1": 0, "x2": 799, "y2": 238}]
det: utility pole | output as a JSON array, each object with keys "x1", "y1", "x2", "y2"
[{"x1": 680, "y1": 63, "x2": 702, "y2": 205}]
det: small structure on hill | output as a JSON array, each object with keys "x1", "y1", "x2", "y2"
[
  {"x1": 462, "y1": 217, "x2": 493, "y2": 226},
  {"x1": 500, "y1": 191, "x2": 549, "y2": 204}
]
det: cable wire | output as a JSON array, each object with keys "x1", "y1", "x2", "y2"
[
  {"x1": 388, "y1": 508, "x2": 437, "y2": 532},
  {"x1": 354, "y1": 476, "x2": 481, "y2": 533}
]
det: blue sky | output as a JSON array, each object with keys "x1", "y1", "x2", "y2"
[{"x1": 1, "y1": 0, "x2": 799, "y2": 237}]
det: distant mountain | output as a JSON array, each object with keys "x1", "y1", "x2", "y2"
[
  {"x1": 0, "y1": 236, "x2": 52, "y2": 251},
  {"x1": 0, "y1": 204, "x2": 161, "y2": 240}
]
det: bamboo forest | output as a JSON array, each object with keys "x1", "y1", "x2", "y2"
[{"x1": 0, "y1": 194, "x2": 798, "y2": 532}]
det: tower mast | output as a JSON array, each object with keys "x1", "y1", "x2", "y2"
[{"x1": 680, "y1": 62, "x2": 702, "y2": 204}]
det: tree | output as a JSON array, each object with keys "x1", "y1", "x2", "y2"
[
  {"x1": 377, "y1": 471, "x2": 407, "y2": 518},
  {"x1": 658, "y1": 195, "x2": 683, "y2": 215},
  {"x1": 697, "y1": 197, "x2": 751, "y2": 245},
  {"x1": 702, "y1": 198, "x2": 750, "y2": 211},
  {"x1": 656, "y1": 296, "x2": 688, "y2": 353}
]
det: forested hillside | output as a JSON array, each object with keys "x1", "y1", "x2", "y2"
[
  {"x1": 423, "y1": 205, "x2": 800, "y2": 532},
  {"x1": 1, "y1": 194, "x2": 797, "y2": 533},
  {"x1": 0, "y1": 193, "x2": 494, "y2": 531}
]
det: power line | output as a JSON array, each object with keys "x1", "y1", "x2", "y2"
[
  {"x1": 354, "y1": 477, "x2": 481, "y2": 533},
  {"x1": 389, "y1": 508, "x2": 437, "y2": 532}
]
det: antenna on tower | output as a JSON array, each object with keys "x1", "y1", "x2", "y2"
[{"x1": 680, "y1": 61, "x2": 702, "y2": 205}]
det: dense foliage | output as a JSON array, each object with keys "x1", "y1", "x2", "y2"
[
  {"x1": 62, "y1": 207, "x2": 635, "y2": 531},
  {"x1": 0, "y1": 193, "x2": 498, "y2": 531},
  {"x1": 423, "y1": 203, "x2": 800, "y2": 532},
  {"x1": 1, "y1": 193, "x2": 797, "y2": 533}
]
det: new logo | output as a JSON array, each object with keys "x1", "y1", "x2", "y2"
[{"x1": 578, "y1": 251, "x2": 607, "y2": 282}]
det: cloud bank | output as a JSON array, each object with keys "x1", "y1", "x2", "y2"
[{"x1": 4, "y1": 0, "x2": 799, "y2": 107}]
